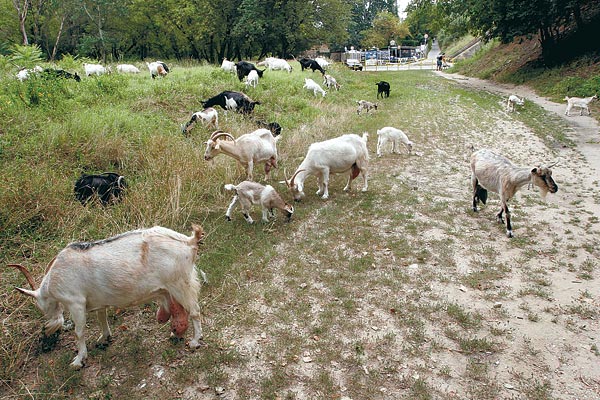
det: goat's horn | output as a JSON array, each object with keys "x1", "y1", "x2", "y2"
[
  {"x1": 547, "y1": 160, "x2": 559, "y2": 168},
  {"x1": 212, "y1": 132, "x2": 235, "y2": 142},
  {"x1": 289, "y1": 169, "x2": 305, "y2": 187},
  {"x1": 7, "y1": 264, "x2": 37, "y2": 290},
  {"x1": 209, "y1": 130, "x2": 225, "y2": 139}
]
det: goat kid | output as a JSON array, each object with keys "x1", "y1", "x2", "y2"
[
  {"x1": 376, "y1": 81, "x2": 390, "y2": 98},
  {"x1": 323, "y1": 74, "x2": 341, "y2": 91},
  {"x1": 376, "y1": 127, "x2": 413, "y2": 157},
  {"x1": 564, "y1": 95, "x2": 597, "y2": 116},
  {"x1": 245, "y1": 69, "x2": 259, "y2": 88},
  {"x1": 224, "y1": 181, "x2": 294, "y2": 223},
  {"x1": 506, "y1": 95, "x2": 524, "y2": 112},
  {"x1": 74, "y1": 172, "x2": 126, "y2": 205},
  {"x1": 83, "y1": 63, "x2": 109, "y2": 76},
  {"x1": 303, "y1": 78, "x2": 326, "y2": 97},
  {"x1": 357, "y1": 100, "x2": 378, "y2": 115},
  {"x1": 117, "y1": 64, "x2": 140, "y2": 74},
  {"x1": 147, "y1": 61, "x2": 169, "y2": 79},
  {"x1": 8, "y1": 225, "x2": 205, "y2": 368},
  {"x1": 471, "y1": 149, "x2": 558, "y2": 238},
  {"x1": 181, "y1": 108, "x2": 219, "y2": 134}
]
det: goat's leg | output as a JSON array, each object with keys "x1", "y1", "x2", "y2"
[
  {"x1": 377, "y1": 137, "x2": 386, "y2": 157},
  {"x1": 96, "y1": 308, "x2": 112, "y2": 343},
  {"x1": 69, "y1": 303, "x2": 88, "y2": 369},
  {"x1": 261, "y1": 206, "x2": 270, "y2": 223},
  {"x1": 471, "y1": 175, "x2": 479, "y2": 211},
  {"x1": 504, "y1": 203, "x2": 513, "y2": 237},
  {"x1": 496, "y1": 208, "x2": 504, "y2": 224},
  {"x1": 225, "y1": 196, "x2": 239, "y2": 221},
  {"x1": 321, "y1": 170, "x2": 330, "y2": 199},
  {"x1": 392, "y1": 139, "x2": 399, "y2": 154},
  {"x1": 239, "y1": 198, "x2": 254, "y2": 223},
  {"x1": 246, "y1": 161, "x2": 254, "y2": 181},
  {"x1": 361, "y1": 168, "x2": 369, "y2": 192}
]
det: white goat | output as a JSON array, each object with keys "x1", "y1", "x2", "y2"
[
  {"x1": 245, "y1": 69, "x2": 259, "y2": 88},
  {"x1": 16, "y1": 65, "x2": 43, "y2": 81},
  {"x1": 181, "y1": 107, "x2": 219, "y2": 134},
  {"x1": 376, "y1": 127, "x2": 413, "y2": 157},
  {"x1": 83, "y1": 63, "x2": 108, "y2": 76},
  {"x1": 506, "y1": 95, "x2": 524, "y2": 112},
  {"x1": 147, "y1": 61, "x2": 168, "y2": 79},
  {"x1": 323, "y1": 74, "x2": 340, "y2": 91},
  {"x1": 204, "y1": 129, "x2": 279, "y2": 181},
  {"x1": 221, "y1": 58, "x2": 237, "y2": 73},
  {"x1": 8, "y1": 225, "x2": 205, "y2": 368},
  {"x1": 315, "y1": 57, "x2": 330, "y2": 70},
  {"x1": 117, "y1": 64, "x2": 140, "y2": 74},
  {"x1": 471, "y1": 149, "x2": 558, "y2": 238},
  {"x1": 284, "y1": 133, "x2": 369, "y2": 200},
  {"x1": 357, "y1": 100, "x2": 378, "y2": 115},
  {"x1": 224, "y1": 181, "x2": 294, "y2": 223},
  {"x1": 303, "y1": 78, "x2": 326, "y2": 97},
  {"x1": 257, "y1": 57, "x2": 292, "y2": 73},
  {"x1": 564, "y1": 95, "x2": 597, "y2": 116}
]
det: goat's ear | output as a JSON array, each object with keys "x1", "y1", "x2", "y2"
[
  {"x1": 16, "y1": 287, "x2": 37, "y2": 298},
  {"x1": 214, "y1": 143, "x2": 221, "y2": 150},
  {"x1": 531, "y1": 167, "x2": 539, "y2": 174}
]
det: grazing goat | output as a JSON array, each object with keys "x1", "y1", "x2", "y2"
[
  {"x1": 245, "y1": 69, "x2": 259, "y2": 88},
  {"x1": 323, "y1": 74, "x2": 341, "y2": 91},
  {"x1": 564, "y1": 95, "x2": 597, "y2": 116},
  {"x1": 235, "y1": 61, "x2": 264, "y2": 82},
  {"x1": 16, "y1": 65, "x2": 43, "y2": 81},
  {"x1": 257, "y1": 57, "x2": 293, "y2": 73},
  {"x1": 221, "y1": 58, "x2": 237, "y2": 73},
  {"x1": 284, "y1": 133, "x2": 369, "y2": 201},
  {"x1": 181, "y1": 108, "x2": 219, "y2": 134},
  {"x1": 74, "y1": 172, "x2": 127, "y2": 205},
  {"x1": 303, "y1": 78, "x2": 326, "y2": 97},
  {"x1": 315, "y1": 57, "x2": 330, "y2": 70},
  {"x1": 376, "y1": 127, "x2": 413, "y2": 157},
  {"x1": 203, "y1": 129, "x2": 278, "y2": 181},
  {"x1": 224, "y1": 181, "x2": 294, "y2": 223},
  {"x1": 256, "y1": 120, "x2": 282, "y2": 137},
  {"x1": 376, "y1": 81, "x2": 390, "y2": 98},
  {"x1": 202, "y1": 91, "x2": 260, "y2": 114},
  {"x1": 117, "y1": 64, "x2": 140, "y2": 74},
  {"x1": 42, "y1": 68, "x2": 81, "y2": 81},
  {"x1": 83, "y1": 63, "x2": 109, "y2": 76},
  {"x1": 506, "y1": 95, "x2": 524, "y2": 112},
  {"x1": 8, "y1": 225, "x2": 205, "y2": 368},
  {"x1": 147, "y1": 61, "x2": 169, "y2": 79},
  {"x1": 357, "y1": 100, "x2": 378, "y2": 115},
  {"x1": 298, "y1": 57, "x2": 325, "y2": 75},
  {"x1": 471, "y1": 149, "x2": 558, "y2": 238}
]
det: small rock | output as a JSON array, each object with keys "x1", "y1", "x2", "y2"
[
  {"x1": 371, "y1": 326, "x2": 379, "y2": 331},
  {"x1": 504, "y1": 383, "x2": 515, "y2": 390},
  {"x1": 215, "y1": 386, "x2": 225, "y2": 395},
  {"x1": 302, "y1": 356, "x2": 313, "y2": 363},
  {"x1": 493, "y1": 302, "x2": 502, "y2": 308}
]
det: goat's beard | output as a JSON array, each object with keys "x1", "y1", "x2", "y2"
[{"x1": 539, "y1": 186, "x2": 549, "y2": 200}]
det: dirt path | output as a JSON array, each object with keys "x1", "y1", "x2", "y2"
[{"x1": 436, "y1": 71, "x2": 600, "y2": 174}]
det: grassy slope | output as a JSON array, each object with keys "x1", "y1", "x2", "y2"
[{"x1": 0, "y1": 62, "x2": 597, "y2": 399}]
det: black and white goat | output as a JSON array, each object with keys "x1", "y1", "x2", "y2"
[
  {"x1": 202, "y1": 91, "x2": 260, "y2": 114},
  {"x1": 181, "y1": 108, "x2": 219, "y2": 134},
  {"x1": 298, "y1": 58, "x2": 325, "y2": 75},
  {"x1": 471, "y1": 149, "x2": 558, "y2": 237},
  {"x1": 8, "y1": 225, "x2": 205, "y2": 368},
  {"x1": 74, "y1": 172, "x2": 127, "y2": 205},
  {"x1": 235, "y1": 61, "x2": 264, "y2": 82},
  {"x1": 224, "y1": 181, "x2": 294, "y2": 223}
]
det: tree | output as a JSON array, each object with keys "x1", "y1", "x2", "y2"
[
  {"x1": 348, "y1": 0, "x2": 398, "y2": 47},
  {"x1": 361, "y1": 11, "x2": 409, "y2": 48},
  {"x1": 12, "y1": 0, "x2": 30, "y2": 45}
]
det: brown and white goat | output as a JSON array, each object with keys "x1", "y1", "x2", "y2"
[
  {"x1": 224, "y1": 181, "x2": 294, "y2": 223},
  {"x1": 357, "y1": 100, "x2": 378, "y2": 115},
  {"x1": 203, "y1": 129, "x2": 278, "y2": 181},
  {"x1": 8, "y1": 225, "x2": 205, "y2": 368},
  {"x1": 471, "y1": 149, "x2": 558, "y2": 237}
]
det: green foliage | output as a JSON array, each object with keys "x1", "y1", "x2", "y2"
[
  {"x1": 360, "y1": 11, "x2": 409, "y2": 48},
  {"x1": 9, "y1": 44, "x2": 44, "y2": 67}
]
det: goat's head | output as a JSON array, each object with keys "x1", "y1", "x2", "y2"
[
  {"x1": 284, "y1": 169, "x2": 306, "y2": 202},
  {"x1": 407, "y1": 141, "x2": 414, "y2": 153},
  {"x1": 282, "y1": 203, "x2": 294, "y2": 222},
  {"x1": 204, "y1": 131, "x2": 235, "y2": 161},
  {"x1": 531, "y1": 162, "x2": 559, "y2": 199},
  {"x1": 8, "y1": 263, "x2": 64, "y2": 334}
]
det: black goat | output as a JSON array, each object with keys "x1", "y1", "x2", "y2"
[
  {"x1": 42, "y1": 69, "x2": 81, "y2": 82},
  {"x1": 376, "y1": 81, "x2": 390, "y2": 98},
  {"x1": 74, "y1": 172, "x2": 127, "y2": 205},
  {"x1": 202, "y1": 90, "x2": 260, "y2": 114},
  {"x1": 298, "y1": 58, "x2": 325, "y2": 75},
  {"x1": 256, "y1": 120, "x2": 282, "y2": 137},
  {"x1": 235, "y1": 61, "x2": 264, "y2": 82}
]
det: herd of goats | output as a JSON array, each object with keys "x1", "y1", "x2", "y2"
[{"x1": 10, "y1": 55, "x2": 595, "y2": 369}]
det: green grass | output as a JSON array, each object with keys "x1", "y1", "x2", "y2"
[{"x1": 0, "y1": 59, "x2": 597, "y2": 399}]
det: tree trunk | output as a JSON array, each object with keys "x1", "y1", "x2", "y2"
[
  {"x1": 13, "y1": 0, "x2": 30, "y2": 45},
  {"x1": 50, "y1": 14, "x2": 66, "y2": 61}
]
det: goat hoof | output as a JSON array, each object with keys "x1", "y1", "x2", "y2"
[{"x1": 225, "y1": 216, "x2": 231, "y2": 221}]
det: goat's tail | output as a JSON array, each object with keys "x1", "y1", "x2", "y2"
[
  {"x1": 475, "y1": 184, "x2": 488, "y2": 205},
  {"x1": 189, "y1": 225, "x2": 205, "y2": 247}
]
